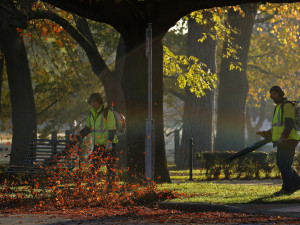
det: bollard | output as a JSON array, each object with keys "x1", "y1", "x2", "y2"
[{"x1": 189, "y1": 138, "x2": 193, "y2": 181}]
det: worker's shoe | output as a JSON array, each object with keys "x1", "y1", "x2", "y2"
[{"x1": 272, "y1": 189, "x2": 293, "y2": 197}]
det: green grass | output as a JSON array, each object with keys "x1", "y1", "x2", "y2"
[{"x1": 158, "y1": 182, "x2": 300, "y2": 204}]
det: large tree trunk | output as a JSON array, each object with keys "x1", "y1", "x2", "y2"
[
  {"x1": 152, "y1": 33, "x2": 171, "y2": 182},
  {"x1": 0, "y1": 25, "x2": 37, "y2": 166},
  {"x1": 215, "y1": 4, "x2": 257, "y2": 151},
  {"x1": 177, "y1": 13, "x2": 217, "y2": 169},
  {"x1": 122, "y1": 27, "x2": 170, "y2": 182},
  {"x1": 0, "y1": 51, "x2": 3, "y2": 113},
  {"x1": 112, "y1": 36, "x2": 127, "y2": 167}
]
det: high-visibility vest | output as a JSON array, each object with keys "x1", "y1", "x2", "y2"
[
  {"x1": 271, "y1": 101, "x2": 300, "y2": 141},
  {"x1": 86, "y1": 105, "x2": 118, "y2": 145}
]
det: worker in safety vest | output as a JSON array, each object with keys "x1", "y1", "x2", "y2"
[
  {"x1": 258, "y1": 86, "x2": 300, "y2": 196},
  {"x1": 76, "y1": 93, "x2": 118, "y2": 184}
]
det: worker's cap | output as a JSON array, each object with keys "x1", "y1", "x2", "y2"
[
  {"x1": 87, "y1": 93, "x2": 103, "y2": 104},
  {"x1": 269, "y1": 85, "x2": 285, "y2": 97}
]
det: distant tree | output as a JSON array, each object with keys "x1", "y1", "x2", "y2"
[
  {"x1": 215, "y1": 4, "x2": 258, "y2": 151},
  {"x1": 178, "y1": 12, "x2": 217, "y2": 168}
]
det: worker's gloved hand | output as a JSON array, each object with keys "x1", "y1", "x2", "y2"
[
  {"x1": 105, "y1": 141, "x2": 112, "y2": 150},
  {"x1": 256, "y1": 130, "x2": 271, "y2": 139}
]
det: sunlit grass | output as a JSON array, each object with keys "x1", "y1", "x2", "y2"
[{"x1": 159, "y1": 182, "x2": 300, "y2": 204}]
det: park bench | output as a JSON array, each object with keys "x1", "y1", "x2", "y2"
[{"x1": 6, "y1": 131, "x2": 77, "y2": 185}]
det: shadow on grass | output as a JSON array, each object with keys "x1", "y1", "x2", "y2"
[{"x1": 248, "y1": 194, "x2": 300, "y2": 204}]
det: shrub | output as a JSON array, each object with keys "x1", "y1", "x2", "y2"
[{"x1": 195, "y1": 151, "x2": 287, "y2": 180}]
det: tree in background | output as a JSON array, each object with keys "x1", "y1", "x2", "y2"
[
  {"x1": 215, "y1": 4, "x2": 258, "y2": 151},
  {"x1": 178, "y1": 11, "x2": 217, "y2": 168},
  {"x1": 0, "y1": 0, "x2": 37, "y2": 166}
]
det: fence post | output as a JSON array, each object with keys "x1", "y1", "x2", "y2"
[
  {"x1": 189, "y1": 138, "x2": 194, "y2": 181},
  {"x1": 51, "y1": 131, "x2": 57, "y2": 157}
]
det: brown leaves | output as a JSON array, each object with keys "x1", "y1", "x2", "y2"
[{"x1": 1, "y1": 150, "x2": 177, "y2": 213}]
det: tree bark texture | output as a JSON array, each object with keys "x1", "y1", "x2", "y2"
[
  {"x1": 215, "y1": 4, "x2": 257, "y2": 151},
  {"x1": 0, "y1": 25, "x2": 37, "y2": 166},
  {"x1": 177, "y1": 14, "x2": 217, "y2": 169},
  {"x1": 0, "y1": 51, "x2": 3, "y2": 113}
]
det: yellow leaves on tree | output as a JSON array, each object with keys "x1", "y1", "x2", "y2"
[{"x1": 163, "y1": 46, "x2": 217, "y2": 98}]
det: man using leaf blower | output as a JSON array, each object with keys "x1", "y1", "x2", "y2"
[
  {"x1": 74, "y1": 93, "x2": 118, "y2": 187},
  {"x1": 257, "y1": 86, "x2": 300, "y2": 196}
]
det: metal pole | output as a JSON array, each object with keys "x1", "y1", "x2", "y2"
[
  {"x1": 189, "y1": 138, "x2": 194, "y2": 181},
  {"x1": 147, "y1": 24, "x2": 152, "y2": 120},
  {"x1": 145, "y1": 23, "x2": 155, "y2": 180}
]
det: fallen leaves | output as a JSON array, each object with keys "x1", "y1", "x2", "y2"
[
  {"x1": 0, "y1": 149, "x2": 179, "y2": 214},
  {"x1": 2, "y1": 149, "x2": 300, "y2": 224}
]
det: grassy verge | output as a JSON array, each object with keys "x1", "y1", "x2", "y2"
[{"x1": 158, "y1": 182, "x2": 300, "y2": 204}]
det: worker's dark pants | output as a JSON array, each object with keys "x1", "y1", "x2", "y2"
[
  {"x1": 276, "y1": 140, "x2": 300, "y2": 192},
  {"x1": 91, "y1": 144, "x2": 116, "y2": 183}
]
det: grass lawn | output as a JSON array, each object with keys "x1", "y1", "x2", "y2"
[
  {"x1": 160, "y1": 166, "x2": 300, "y2": 205},
  {"x1": 159, "y1": 181, "x2": 300, "y2": 205}
]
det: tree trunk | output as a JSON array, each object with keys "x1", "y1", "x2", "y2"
[
  {"x1": 122, "y1": 27, "x2": 170, "y2": 182},
  {"x1": 177, "y1": 14, "x2": 217, "y2": 169},
  {"x1": 0, "y1": 25, "x2": 37, "y2": 166},
  {"x1": 152, "y1": 33, "x2": 171, "y2": 183},
  {"x1": 215, "y1": 4, "x2": 257, "y2": 151},
  {"x1": 0, "y1": 51, "x2": 3, "y2": 113},
  {"x1": 112, "y1": 36, "x2": 127, "y2": 167}
]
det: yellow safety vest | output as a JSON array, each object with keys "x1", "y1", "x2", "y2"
[
  {"x1": 272, "y1": 101, "x2": 300, "y2": 141},
  {"x1": 86, "y1": 105, "x2": 118, "y2": 145}
]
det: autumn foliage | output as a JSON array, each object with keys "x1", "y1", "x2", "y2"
[{"x1": 0, "y1": 144, "x2": 177, "y2": 212}]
